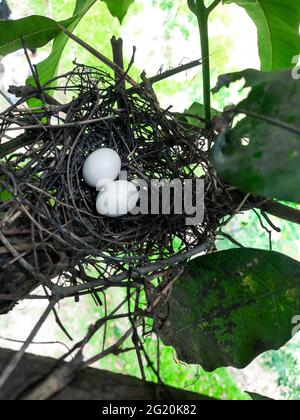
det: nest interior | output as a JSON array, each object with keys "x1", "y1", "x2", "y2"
[{"x1": 0, "y1": 63, "x2": 220, "y2": 285}]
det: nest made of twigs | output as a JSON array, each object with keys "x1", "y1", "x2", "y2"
[{"x1": 0, "y1": 63, "x2": 220, "y2": 280}]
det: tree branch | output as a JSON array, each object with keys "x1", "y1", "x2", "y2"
[
  {"x1": 0, "y1": 348, "x2": 214, "y2": 400},
  {"x1": 258, "y1": 200, "x2": 300, "y2": 225}
]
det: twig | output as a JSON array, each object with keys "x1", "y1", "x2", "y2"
[
  {"x1": 258, "y1": 200, "x2": 300, "y2": 226},
  {"x1": 1, "y1": 114, "x2": 119, "y2": 132},
  {"x1": 0, "y1": 299, "x2": 57, "y2": 391},
  {"x1": 57, "y1": 24, "x2": 139, "y2": 89},
  {"x1": 140, "y1": 59, "x2": 202, "y2": 86},
  {"x1": 53, "y1": 240, "x2": 213, "y2": 298},
  {"x1": 219, "y1": 231, "x2": 244, "y2": 248}
]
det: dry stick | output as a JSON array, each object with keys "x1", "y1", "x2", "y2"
[
  {"x1": 57, "y1": 24, "x2": 139, "y2": 89},
  {"x1": 111, "y1": 37, "x2": 126, "y2": 97},
  {"x1": 59, "y1": 291, "x2": 138, "y2": 363},
  {"x1": 82, "y1": 270, "x2": 183, "y2": 368},
  {"x1": 0, "y1": 243, "x2": 32, "y2": 255},
  {"x1": 260, "y1": 210, "x2": 281, "y2": 233},
  {"x1": 127, "y1": 59, "x2": 203, "y2": 94},
  {"x1": 258, "y1": 200, "x2": 300, "y2": 225},
  {"x1": 1, "y1": 114, "x2": 118, "y2": 132},
  {"x1": 131, "y1": 289, "x2": 146, "y2": 381},
  {"x1": 110, "y1": 36, "x2": 130, "y2": 141},
  {"x1": 21, "y1": 270, "x2": 184, "y2": 400},
  {"x1": 219, "y1": 231, "x2": 244, "y2": 248},
  {"x1": 147, "y1": 59, "x2": 203, "y2": 85},
  {"x1": 0, "y1": 293, "x2": 49, "y2": 301},
  {"x1": 22, "y1": 311, "x2": 139, "y2": 400},
  {"x1": 0, "y1": 336, "x2": 70, "y2": 354},
  {"x1": 54, "y1": 240, "x2": 213, "y2": 298},
  {"x1": 0, "y1": 299, "x2": 57, "y2": 392},
  {"x1": 0, "y1": 231, "x2": 40, "y2": 279},
  {"x1": 58, "y1": 25, "x2": 202, "y2": 92},
  {"x1": 222, "y1": 193, "x2": 251, "y2": 227}
]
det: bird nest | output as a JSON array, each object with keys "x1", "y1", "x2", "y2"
[{"x1": 0, "y1": 60, "x2": 220, "y2": 287}]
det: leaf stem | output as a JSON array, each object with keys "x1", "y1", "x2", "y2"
[
  {"x1": 195, "y1": 1, "x2": 211, "y2": 122},
  {"x1": 189, "y1": 1, "x2": 221, "y2": 123},
  {"x1": 207, "y1": 0, "x2": 221, "y2": 13}
]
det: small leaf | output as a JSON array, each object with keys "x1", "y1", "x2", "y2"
[
  {"x1": 211, "y1": 69, "x2": 300, "y2": 202},
  {"x1": 0, "y1": 190, "x2": 12, "y2": 202},
  {"x1": 101, "y1": 0, "x2": 135, "y2": 23},
  {"x1": 183, "y1": 102, "x2": 220, "y2": 128},
  {"x1": 223, "y1": 0, "x2": 300, "y2": 71},
  {"x1": 156, "y1": 248, "x2": 300, "y2": 371}
]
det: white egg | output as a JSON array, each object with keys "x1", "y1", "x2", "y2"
[
  {"x1": 96, "y1": 180, "x2": 139, "y2": 217},
  {"x1": 82, "y1": 148, "x2": 121, "y2": 188}
]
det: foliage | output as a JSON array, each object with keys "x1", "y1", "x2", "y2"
[
  {"x1": 101, "y1": 0, "x2": 135, "y2": 23},
  {"x1": 264, "y1": 339, "x2": 300, "y2": 400},
  {"x1": 29, "y1": 0, "x2": 97, "y2": 87},
  {"x1": 157, "y1": 248, "x2": 300, "y2": 370},
  {"x1": 0, "y1": 1, "x2": 97, "y2": 88},
  {"x1": 211, "y1": 69, "x2": 300, "y2": 201},
  {"x1": 223, "y1": 0, "x2": 300, "y2": 71},
  {"x1": 0, "y1": 15, "x2": 62, "y2": 56}
]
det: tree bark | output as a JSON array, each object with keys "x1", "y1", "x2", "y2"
[{"x1": 0, "y1": 348, "x2": 213, "y2": 400}]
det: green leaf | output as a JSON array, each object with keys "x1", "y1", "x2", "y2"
[
  {"x1": 223, "y1": 0, "x2": 300, "y2": 71},
  {"x1": 0, "y1": 190, "x2": 12, "y2": 202},
  {"x1": 211, "y1": 69, "x2": 300, "y2": 202},
  {"x1": 156, "y1": 248, "x2": 300, "y2": 371},
  {"x1": 0, "y1": 16, "x2": 62, "y2": 57},
  {"x1": 101, "y1": 0, "x2": 135, "y2": 23},
  {"x1": 0, "y1": 1, "x2": 96, "y2": 89},
  {"x1": 183, "y1": 102, "x2": 221, "y2": 128},
  {"x1": 28, "y1": 0, "x2": 96, "y2": 88}
]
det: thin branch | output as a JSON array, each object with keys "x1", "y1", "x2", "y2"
[
  {"x1": 53, "y1": 240, "x2": 213, "y2": 298},
  {"x1": 0, "y1": 299, "x2": 57, "y2": 391},
  {"x1": 219, "y1": 231, "x2": 245, "y2": 248},
  {"x1": 233, "y1": 108, "x2": 300, "y2": 135},
  {"x1": 258, "y1": 200, "x2": 300, "y2": 225},
  {"x1": 57, "y1": 24, "x2": 139, "y2": 89},
  {"x1": 146, "y1": 59, "x2": 203, "y2": 85},
  {"x1": 1, "y1": 114, "x2": 119, "y2": 133}
]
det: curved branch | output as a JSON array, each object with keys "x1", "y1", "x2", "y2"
[
  {"x1": 222, "y1": 189, "x2": 300, "y2": 226},
  {"x1": 258, "y1": 200, "x2": 300, "y2": 225}
]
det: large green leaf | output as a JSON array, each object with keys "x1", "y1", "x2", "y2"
[
  {"x1": 0, "y1": 1, "x2": 96, "y2": 88},
  {"x1": 211, "y1": 69, "x2": 300, "y2": 202},
  {"x1": 101, "y1": 0, "x2": 135, "y2": 23},
  {"x1": 0, "y1": 16, "x2": 62, "y2": 57},
  {"x1": 28, "y1": 0, "x2": 96, "y2": 88},
  {"x1": 224, "y1": 0, "x2": 300, "y2": 71},
  {"x1": 156, "y1": 248, "x2": 300, "y2": 371}
]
